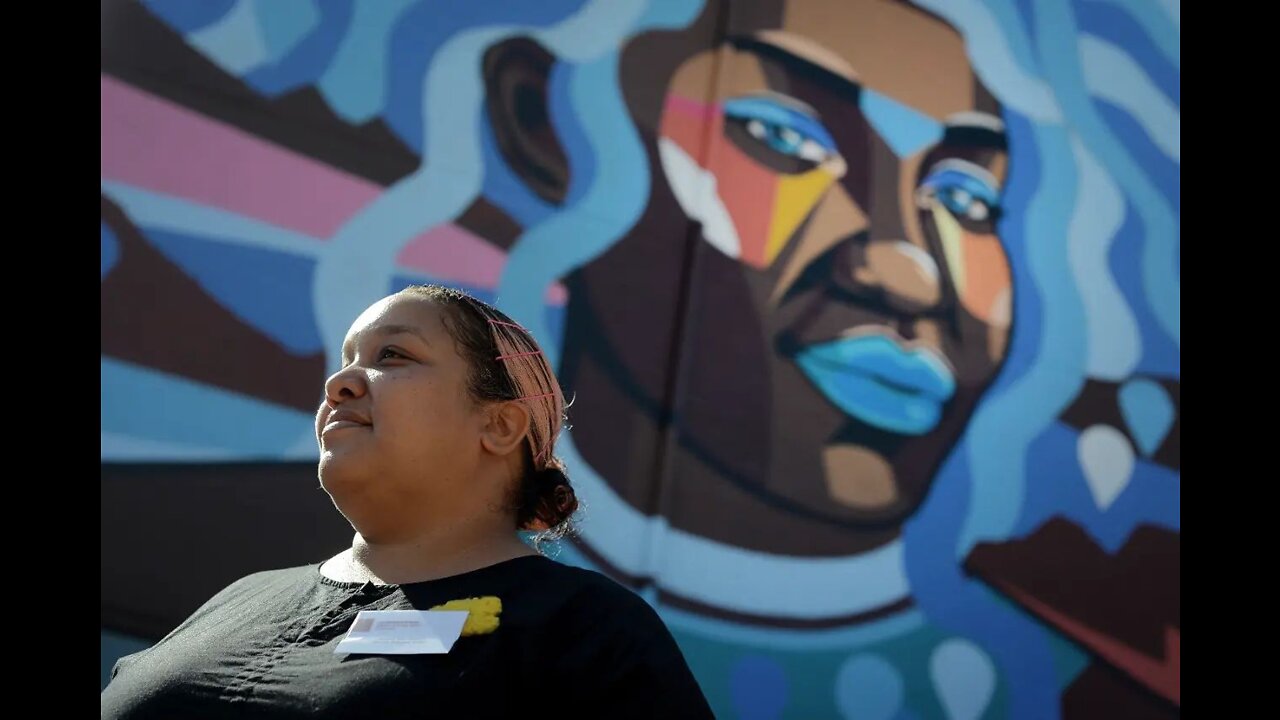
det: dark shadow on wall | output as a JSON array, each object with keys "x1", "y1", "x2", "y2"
[{"x1": 102, "y1": 462, "x2": 353, "y2": 640}]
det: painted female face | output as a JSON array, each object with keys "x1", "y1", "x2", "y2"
[{"x1": 565, "y1": 0, "x2": 1012, "y2": 543}]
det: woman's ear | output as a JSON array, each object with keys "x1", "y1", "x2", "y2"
[
  {"x1": 482, "y1": 37, "x2": 570, "y2": 204},
  {"x1": 479, "y1": 400, "x2": 533, "y2": 458}
]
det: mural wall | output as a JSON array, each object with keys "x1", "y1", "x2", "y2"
[{"x1": 101, "y1": 0, "x2": 1180, "y2": 716}]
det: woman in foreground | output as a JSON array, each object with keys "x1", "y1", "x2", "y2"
[{"x1": 102, "y1": 284, "x2": 714, "y2": 719}]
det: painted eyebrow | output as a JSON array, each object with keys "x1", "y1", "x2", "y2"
[
  {"x1": 726, "y1": 35, "x2": 862, "y2": 106},
  {"x1": 939, "y1": 119, "x2": 1009, "y2": 150},
  {"x1": 732, "y1": 34, "x2": 1011, "y2": 152}
]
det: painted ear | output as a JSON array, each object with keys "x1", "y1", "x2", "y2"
[{"x1": 483, "y1": 37, "x2": 570, "y2": 204}]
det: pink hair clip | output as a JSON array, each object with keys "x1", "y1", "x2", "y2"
[
  {"x1": 496, "y1": 350, "x2": 543, "y2": 361},
  {"x1": 487, "y1": 319, "x2": 529, "y2": 332}
]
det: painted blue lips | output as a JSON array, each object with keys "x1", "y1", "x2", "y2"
[{"x1": 794, "y1": 334, "x2": 957, "y2": 435}]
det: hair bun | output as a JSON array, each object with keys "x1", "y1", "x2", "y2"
[{"x1": 525, "y1": 465, "x2": 578, "y2": 531}]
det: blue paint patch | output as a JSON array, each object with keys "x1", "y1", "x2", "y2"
[
  {"x1": 729, "y1": 656, "x2": 788, "y2": 720},
  {"x1": 384, "y1": 0, "x2": 585, "y2": 155},
  {"x1": 1013, "y1": 421, "x2": 1179, "y2": 550},
  {"x1": 480, "y1": 112, "x2": 558, "y2": 228},
  {"x1": 1106, "y1": 197, "x2": 1180, "y2": 378},
  {"x1": 549, "y1": 60, "x2": 597, "y2": 207},
  {"x1": 1076, "y1": 2, "x2": 1179, "y2": 102},
  {"x1": 102, "y1": 222, "x2": 120, "y2": 278},
  {"x1": 1095, "y1": 99, "x2": 1179, "y2": 215},
  {"x1": 186, "y1": 0, "x2": 269, "y2": 76},
  {"x1": 1036, "y1": 0, "x2": 1179, "y2": 347},
  {"x1": 861, "y1": 89, "x2": 944, "y2": 158},
  {"x1": 931, "y1": 639, "x2": 997, "y2": 720},
  {"x1": 243, "y1": 0, "x2": 352, "y2": 95},
  {"x1": 1119, "y1": 378, "x2": 1175, "y2": 456},
  {"x1": 1047, "y1": 628, "x2": 1091, "y2": 691},
  {"x1": 834, "y1": 654, "x2": 902, "y2": 720},
  {"x1": 101, "y1": 357, "x2": 316, "y2": 459},
  {"x1": 978, "y1": 110, "x2": 1046, "y2": 399},
  {"x1": 316, "y1": 0, "x2": 414, "y2": 123},
  {"x1": 254, "y1": 0, "x2": 321, "y2": 65},
  {"x1": 140, "y1": 227, "x2": 322, "y2": 355},
  {"x1": 140, "y1": 0, "x2": 237, "y2": 34}
]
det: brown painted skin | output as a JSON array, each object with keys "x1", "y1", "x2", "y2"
[{"x1": 505, "y1": 0, "x2": 1016, "y2": 556}]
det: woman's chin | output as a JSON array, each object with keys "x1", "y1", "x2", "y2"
[{"x1": 317, "y1": 455, "x2": 374, "y2": 494}]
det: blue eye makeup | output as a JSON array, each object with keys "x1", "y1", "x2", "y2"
[
  {"x1": 723, "y1": 96, "x2": 838, "y2": 163},
  {"x1": 920, "y1": 163, "x2": 1002, "y2": 222}
]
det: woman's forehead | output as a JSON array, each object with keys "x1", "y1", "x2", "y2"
[{"x1": 344, "y1": 294, "x2": 449, "y2": 347}]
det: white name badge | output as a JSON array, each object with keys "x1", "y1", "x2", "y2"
[{"x1": 334, "y1": 610, "x2": 470, "y2": 655}]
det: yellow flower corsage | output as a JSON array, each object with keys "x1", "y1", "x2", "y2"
[{"x1": 430, "y1": 596, "x2": 502, "y2": 636}]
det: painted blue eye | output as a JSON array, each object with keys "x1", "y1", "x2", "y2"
[
  {"x1": 723, "y1": 97, "x2": 837, "y2": 163},
  {"x1": 920, "y1": 166, "x2": 1002, "y2": 222}
]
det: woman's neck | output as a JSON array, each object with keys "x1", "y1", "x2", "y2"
[{"x1": 326, "y1": 521, "x2": 536, "y2": 585}]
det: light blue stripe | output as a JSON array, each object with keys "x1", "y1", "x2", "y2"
[
  {"x1": 911, "y1": 0, "x2": 1061, "y2": 122},
  {"x1": 861, "y1": 90, "x2": 943, "y2": 158},
  {"x1": 1086, "y1": 0, "x2": 1179, "y2": 67},
  {"x1": 317, "y1": 0, "x2": 415, "y2": 123},
  {"x1": 1066, "y1": 137, "x2": 1141, "y2": 380},
  {"x1": 960, "y1": 122, "x2": 1086, "y2": 555},
  {"x1": 1079, "y1": 35, "x2": 1178, "y2": 162},
  {"x1": 551, "y1": 541, "x2": 928, "y2": 651},
  {"x1": 100, "y1": 182, "x2": 321, "y2": 258},
  {"x1": 254, "y1": 0, "x2": 321, "y2": 64},
  {"x1": 102, "y1": 357, "x2": 315, "y2": 461},
  {"x1": 187, "y1": 0, "x2": 269, "y2": 75},
  {"x1": 1035, "y1": 0, "x2": 1179, "y2": 346}
]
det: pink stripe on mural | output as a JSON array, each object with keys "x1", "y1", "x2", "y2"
[
  {"x1": 398, "y1": 225, "x2": 568, "y2": 305},
  {"x1": 100, "y1": 75, "x2": 565, "y2": 304},
  {"x1": 101, "y1": 75, "x2": 377, "y2": 238}
]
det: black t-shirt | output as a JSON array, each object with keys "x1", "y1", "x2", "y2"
[{"x1": 102, "y1": 555, "x2": 714, "y2": 719}]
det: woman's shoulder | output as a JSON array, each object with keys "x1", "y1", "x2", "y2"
[
  {"x1": 516, "y1": 558, "x2": 715, "y2": 717},
  {"x1": 179, "y1": 563, "x2": 320, "y2": 618},
  {"x1": 521, "y1": 557, "x2": 669, "y2": 633},
  {"x1": 525, "y1": 556, "x2": 644, "y2": 599},
  {"x1": 219, "y1": 563, "x2": 318, "y2": 594}
]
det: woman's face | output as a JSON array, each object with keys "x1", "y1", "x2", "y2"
[
  {"x1": 565, "y1": 0, "x2": 1012, "y2": 536},
  {"x1": 315, "y1": 294, "x2": 486, "y2": 531}
]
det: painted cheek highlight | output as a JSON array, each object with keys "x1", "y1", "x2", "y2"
[
  {"x1": 764, "y1": 168, "x2": 837, "y2": 265},
  {"x1": 659, "y1": 94, "x2": 713, "y2": 158},
  {"x1": 928, "y1": 201, "x2": 1011, "y2": 324},
  {"x1": 661, "y1": 95, "x2": 836, "y2": 269},
  {"x1": 711, "y1": 138, "x2": 779, "y2": 267},
  {"x1": 960, "y1": 233, "x2": 1012, "y2": 326}
]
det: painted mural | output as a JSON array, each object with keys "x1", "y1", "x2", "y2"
[{"x1": 102, "y1": 0, "x2": 1180, "y2": 716}]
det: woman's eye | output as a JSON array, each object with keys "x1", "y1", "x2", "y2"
[
  {"x1": 744, "y1": 119, "x2": 827, "y2": 161},
  {"x1": 378, "y1": 348, "x2": 406, "y2": 361},
  {"x1": 724, "y1": 97, "x2": 838, "y2": 165},
  {"x1": 937, "y1": 187, "x2": 992, "y2": 221},
  {"x1": 919, "y1": 165, "x2": 1003, "y2": 224}
]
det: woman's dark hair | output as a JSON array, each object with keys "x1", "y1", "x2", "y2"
[{"x1": 400, "y1": 284, "x2": 578, "y2": 550}]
